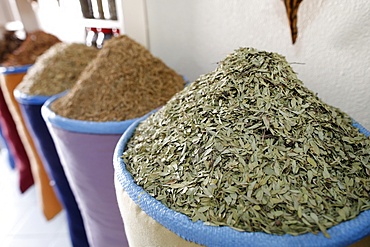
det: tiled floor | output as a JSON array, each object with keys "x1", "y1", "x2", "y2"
[{"x1": 0, "y1": 149, "x2": 72, "y2": 247}]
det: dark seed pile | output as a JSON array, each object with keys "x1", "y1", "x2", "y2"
[
  {"x1": 1, "y1": 30, "x2": 61, "y2": 67},
  {"x1": 0, "y1": 30, "x2": 24, "y2": 64}
]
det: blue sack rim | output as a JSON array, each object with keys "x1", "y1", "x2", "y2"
[
  {"x1": 14, "y1": 89, "x2": 51, "y2": 105},
  {"x1": 40, "y1": 74, "x2": 189, "y2": 135},
  {"x1": 0, "y1": 64, "x2": 33, "y2": 74},
  {"x1": 113, "y1": 112, "x2": 370, "y2": 247},
  {"x1": 41, "y1": 92, "x2": 141, "y2": 135},
  {"x1": 14, "y1": 75, "x2": 190, "y2": 106}
]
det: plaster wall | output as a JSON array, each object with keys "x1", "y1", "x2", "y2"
[{"x1": 146, "y1": 0, "x2": 370, "y2": 129}]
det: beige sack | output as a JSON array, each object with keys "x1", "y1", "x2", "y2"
[
  {"x1": 114, "y1": 173, "x2": 370, "y2": 247},
  {"x1": 114, "y1": 176, "x2": 203, "y2": 247}
]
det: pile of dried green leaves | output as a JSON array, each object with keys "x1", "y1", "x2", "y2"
[{"x1": 122, "y1": 47, "x2": 370, "y2": 237}]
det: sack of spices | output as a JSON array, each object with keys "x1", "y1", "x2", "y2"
[
  {"x1": 42, "y1": 35, "x2": 185, "y2": 247},
  {"x1": 0, "y1": 29, "x2": 24, "y2": 65},
  {"x1": 14, "y1": 42, "x2": 99, "y2": 247},
  {"x1": 0, "y1": 30, "x2": 63, "y2": 220},
  {"x1": 114, "y1": 48, "x2": 370, "y2": 247},
  {"x1": 1, "y1": 30, "x2": 61, "y2": 67}
]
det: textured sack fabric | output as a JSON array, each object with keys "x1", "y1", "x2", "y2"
[
  {"x1": 0, "y1": 65, "x2": 62, "y2": 220},
  {"x1": 114, "y1": 176, "x2": 203, "y2": 247},
  {"x1": 41, "y1": 94, "x2": 130, "y2": 247},
  {"x1": 0, "y1": 69, "x2": 33, "y2": 192},
  {"x1": 14, "y1": 90, "x2": 90, "y2": 247},
  {"x1": 113, "y1": 113, "x2": 370, "y2": 247}
]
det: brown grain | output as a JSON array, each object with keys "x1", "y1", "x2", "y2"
[
  {"x1": 16, "y1": 43, "x2": 99, "y2": 96},
  {"x1": 51, "y1": 35, "x2": 185, "y2": 122}
]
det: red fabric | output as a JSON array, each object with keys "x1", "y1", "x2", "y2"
[{"x1": 0, "y1": 87, "x2": 33, "y2": 192}]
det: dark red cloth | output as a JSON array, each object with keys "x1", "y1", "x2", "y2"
[{"x1": 0, "y1": 87, "x2": 33, "y2": 192}]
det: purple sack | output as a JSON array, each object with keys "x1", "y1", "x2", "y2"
[{"x1": 41, "y1": 93, "x2": 130, "y2": 247}]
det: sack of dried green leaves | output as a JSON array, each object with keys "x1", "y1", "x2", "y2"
[{"x1": 114, "y1": 47, "x2": 370, "y2": 247}]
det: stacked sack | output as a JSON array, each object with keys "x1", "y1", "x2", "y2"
[
  {"x1": 15, "y1": 42, "x2": 99, "y2": 246},
  {"x1": 0, "y1": 30, "x2": 61, "y2": 210},
  {"x1": 42, "y1": 34, "x2": 185, "y2": 247}
]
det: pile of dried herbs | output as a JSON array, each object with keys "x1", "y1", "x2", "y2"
[
  {"x1": 122, "y1": 47, "x2": 370, "y2": 237},
  {"x1": 1, "y1": 30, "x2": 61, "y2": 67},
  {"x1": 51, "y1": 35, "x2": 184, "y2": 122},
  {"x1": 16, "y1": 43, "x2": 99, "y2": 96}
]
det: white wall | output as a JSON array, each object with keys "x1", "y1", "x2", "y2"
[
  {"x1": 15, "y1": 0, "x2": 40, "y2": 32},
  {"x1": 146, "y1": 0, "x2": 370, "y2": 129},
  {"x1": 34, "y1": 0, "x2": 85, "y2": 43},
  {"x1": 0, "y1": 0, "x2": 16, "y2": 25},
  {"x1": 0, "y1": 0, "x2": 20, "y2": 39}
]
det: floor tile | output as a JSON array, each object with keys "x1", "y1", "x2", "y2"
[{"x1": 2, "y1": 234, "x2": 55, "y2": 247}]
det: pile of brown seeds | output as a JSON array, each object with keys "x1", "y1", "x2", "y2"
[
  {"x1": 122, "y1": 47, "x2": 370, "y2": 237},
  {"x1": 51, "y1": 35, "x2": 185, "y2": 122},
  {"x1": 1, "y1": 30, "x2": 61, "y2": 67},
  {"x1": 16, "y1": 43, "x2": 99, "y2": 96}
]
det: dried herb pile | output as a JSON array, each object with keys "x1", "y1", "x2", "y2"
[
  {"x1": 122, "y1": 47, "x2": 370, "y2": 237},
  {"x1": 1, "y1": 30, "x2": 61, "y2": 67},
  {"x1": 51, "y1": 35, "x2": 184, "y2": 122},
  {"x1": 16, "y1": 43, "x2": 99, "y2": 96}
]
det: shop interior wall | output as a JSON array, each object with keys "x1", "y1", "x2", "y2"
[
  {"x1": 0, "y1": 0, "x2": 18, "y2": 38},
  {"x1": 0, "y1": 1, "x2": 13, "y2": 26},
  {"x1": 33, "y1": 0, "x2": 86, "y2": 43},
  {"x1": 7, "y1": 0, "x2": 370, "y2": 129},
  {"x1": 145, "y1": 0, "x2": 370, "y2": 130}
]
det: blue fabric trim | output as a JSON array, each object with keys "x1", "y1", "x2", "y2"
[
  {"x1": 14, "y1": 89, "x2": 51, "y2": 105},
  {"x1": 0, "y1": 126, "x2": 15, "y2": 169},
  {"x1": 113, "y1": 113, "x2": 370, "y2": 247},
  {"x1": 183, "y1": 76, "x2": 191, "y2": 86},
  {"x1": 0, "y1": 64, "x2": 33, "y2": 74},
  {"x1": 352, "y1": 120, "x2": 370, "y2": 137},
  {"x1": 41, "y1": 92, "x2": 142, "y2": 135}
]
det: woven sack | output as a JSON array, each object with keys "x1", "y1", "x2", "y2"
[
  {"x1": 14, "y1": 90, "x2": 90, "y2": 246},
  {"x1": 114, "y1": 113, "x2": 370, "y2": 247},
  {"x1": 42, "y1": 93, "x2": 130, "y2": 247}
]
